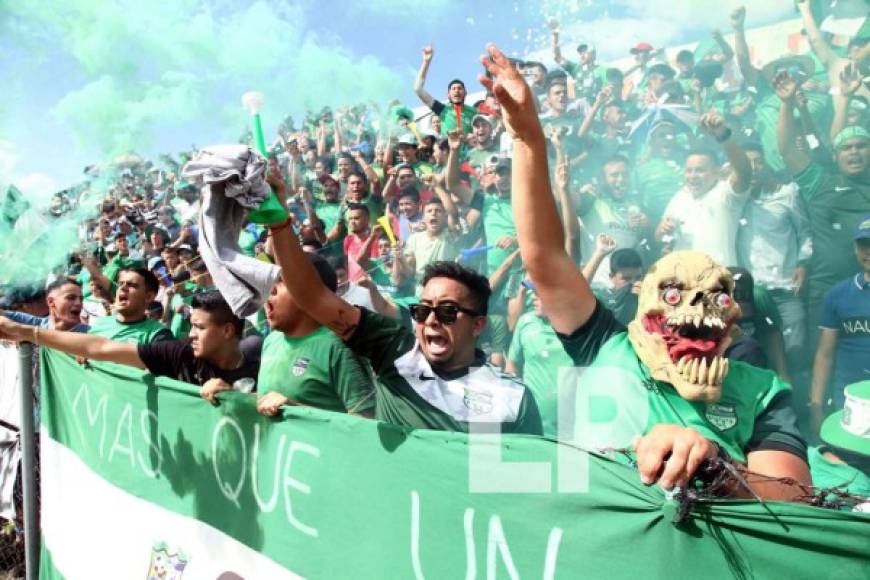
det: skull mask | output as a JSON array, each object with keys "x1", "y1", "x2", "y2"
[{"x1": 627, "y1": 251, "x2": 740, "y2": 403}]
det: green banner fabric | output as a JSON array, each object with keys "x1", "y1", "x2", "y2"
[{"x1": 38, "y1": 349, "x2": 870, "y2": 579}]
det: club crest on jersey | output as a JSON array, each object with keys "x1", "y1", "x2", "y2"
[
  {"x1": 705, "y1": 403, "x2": 737, "y2": 430},
  {"x1": 463, "y1": 387, "x2": 494, "y2": 415},
  {"x1": 292, "y1": 357, "x2": 310, "y2": 377}
]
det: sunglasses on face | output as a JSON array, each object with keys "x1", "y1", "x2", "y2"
[{"x1": 409, "y1": 303, "x2": 482, "y2": 325}]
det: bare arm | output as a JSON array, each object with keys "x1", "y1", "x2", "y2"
[
  {"x1": 578, "y1": 85, "x2": 613, "y2": 140},
  {"x1": 269, "y1": 220, "x2": 361, "y2": 341},
  {"x1": 488, "y1": 248, "x2": 521, "y2": 292},
  {"x1": 550, "y1": 24, "x2": 564, "y2": 65},
  {"x1": 414, "y1": 45, "x2": 436, "y2": 109},
  {"x1": 830, "y1": 63, "x2": 862, "y2": 142},
  {"x1": 551, "y1": 152, "x2": 581, "y2": 260},
  {"x1": 711, "y1": 29, "x2": 734, "y2": 63},
  {"x1": 774, "y1": 73, "x2": 812, "y2": 175},
  {"x1": 357, "y1": 278, "x2": 400, "y2": 320},
  {"x1": 0, "y1": 318, "x2": 145, "y2": 369},
  {"x1": 730, "y1": 6, "x2": 761, "y2": 88},
  {"x1": 744, "y1": 450, "x2": 813, "y2": 501},
  {"x1": 432, "y1": 184, "x2": 460, "y2": 232},
  {"x1": 811, "y1": 329, "x2": 837, "y2": 410},
  {"x1": 581, "y1": 235, "x2": 616, "y2": 281},
  {"x1": 480, "y1": 46, "x2": 597, "y2": 334},
  {"x1": 316, "y1": 121, "x2": 328, "y2": 157},
  {"x1": 506, "y1": 285, "x2": 527, "y2": 332},
  {"x1": 796, "y1": 0, "x2": 836, "y2": 68}
]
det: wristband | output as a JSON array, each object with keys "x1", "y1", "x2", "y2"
[
  {"x1": 267, "y1": 216, "x2": 293, "y2": 233},
  {"x1": 715, "y1": 127, "x2": 733, "y2": 143}
]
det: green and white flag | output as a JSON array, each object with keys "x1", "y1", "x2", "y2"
[{"x1": 38, "y1": 349, "x2": 870, "y2": 579}]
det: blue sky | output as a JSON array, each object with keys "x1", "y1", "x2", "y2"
[{"x1": 0, "y1": 0, "x2": 795, "y2": 198}]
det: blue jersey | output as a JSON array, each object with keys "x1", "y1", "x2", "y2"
[{"x1": 820, "y1": 273, "x2": 870, "y2": 393}]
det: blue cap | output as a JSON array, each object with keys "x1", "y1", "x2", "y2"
[
  {"x1": 147, "y1": 257, "x2": 165, "y2": 271},
  {"x1": 855, "y1": 215, "x2": 870, "y2": 241}
]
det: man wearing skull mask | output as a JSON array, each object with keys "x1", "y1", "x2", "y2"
[{"x1": 480, "y1": 45, "x2": 810, "y2": 499}]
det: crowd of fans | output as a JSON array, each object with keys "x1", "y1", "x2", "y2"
[{"x1": 1, "y1": 2, "x2": 869, "y2": 506}]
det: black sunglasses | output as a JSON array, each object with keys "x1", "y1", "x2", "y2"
[{"x1": 409, "y1": 303, "x2": 482, "y2": 325}]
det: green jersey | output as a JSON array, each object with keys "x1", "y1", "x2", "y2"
[
  {"x1": 507, "y1": 312, "x2": 575, "y2": 438},
  {"x1": 258, "y1": 327, "x2": 375, "y2": 414},
  {"x1": 808, "y1": 446, "x2": 870, "y2": 501},
  {"x1": 430, "y1": 100, "x2": 476, "y2": 134},
  {"x1": 558, "y1": 302, "x2": 805, "y2": 463},
  {"x1": 481, "y1": 193, "x2": 516, "y2": 276},
  {"x1": 794, "y1": 162, "x2": 870, "y2": 300},
  {"x1": 345, "y1": 308, "x2": 542, "y2": 434},
  {"x1": 88, "y1": 316, "x2": 173, "y2": 344},
  {"x1": 636, "y1": 156, "x2": 684, "y2": 225}
]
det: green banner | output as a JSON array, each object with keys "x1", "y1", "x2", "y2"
[{"x1": 38, "y1": 349, "x2": 870, "y2": 579}]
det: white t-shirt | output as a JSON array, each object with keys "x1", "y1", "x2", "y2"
[{"x1": 663, "y1": 179, "x2": 749, "y2": 266}]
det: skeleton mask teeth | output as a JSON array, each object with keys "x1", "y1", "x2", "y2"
[{"x1": 677, "y1": 355, "x2": 728, "y2": 388}]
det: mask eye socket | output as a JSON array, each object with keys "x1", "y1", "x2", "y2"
[
  {"x1": 662, "y1": 287, "x2": 681, "y2": 306},
  {"x1": 715, "y1": 293, "x2": 733, "y2": 309}
]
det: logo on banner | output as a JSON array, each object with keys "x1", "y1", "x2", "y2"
[
  {"x1": 292, "y1": 357, "x2": 310, "y2": 377},
  {"x1": 147, "y1": 542, "x2": 189, "y2": 580}
]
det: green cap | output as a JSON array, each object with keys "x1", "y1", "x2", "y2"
[
  {"x1": 820, "y1": 381, "x2": 870, "y2": 457},
  {"x1": 833, "y1": 125, "x2": 870, "y2": 150}
]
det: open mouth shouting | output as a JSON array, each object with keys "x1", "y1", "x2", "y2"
[{"x1": 642, "y1": 312, "x2": 732, "y2": 389}]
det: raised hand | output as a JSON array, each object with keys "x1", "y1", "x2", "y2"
[
  {"x1": 446, "y1": 129, "x2": 464, "y2": 151},
  {"x1": 594, "y1": 233, "x2": 617, "y2": 255},
  {"x1": 422, "y1": 44, "x2": 434, "y2": 63},
  {"x1": 731, "y1": 6, "x2": 746, "y2": 30},
  {"x1": 839, "y1": 62, "x2": 862, "y2": 97},
  {"x1": 555, "y1": 161, "x2": 569, "y2": 191},
  {"x1": 479, "y1": 44, "x2": 541, "y2": 141},
  {"x1": 698, "y1": 111, "x2": 729, "y2": 140}
]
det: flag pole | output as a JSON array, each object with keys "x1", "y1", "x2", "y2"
[{"x1": 18, "y1": 342, "x2": 38, "y2": 580}]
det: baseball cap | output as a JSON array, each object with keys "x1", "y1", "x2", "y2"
[
  {"x1": 472, "y1": 114, "x2": 495, "y2": 127},
  {"x1": 761, "y1": 54, "x2": 814, "y2": 85},
  {"x1": 630, "y1": 42, "x2": 654, "y2": 55},
  {"x1": 854, "y1": 215, "x2": 870, "y2": 241},
  {"x1": 577, "y1": 43, "x2": 596, "y2": 53},
  {"x1": 397, "y1": 134, "x2": 418, "y2": 147},
  {"x1": 177, "y1": 243, "x2": 194, "y2": 253},
  {"x1": 820, "y1": 380, "x2": 870, "y2": 456},
  {"x1": 147, "y1": 257, "x2": 165, "y2": 271}
]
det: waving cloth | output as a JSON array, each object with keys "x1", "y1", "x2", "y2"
[{"x1": 182, "y1": 145, "x2": 279, "y2": 317}]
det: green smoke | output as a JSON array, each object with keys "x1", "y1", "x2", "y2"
[{"x1": 0, "y1": 0, "x2": 419, "y2": 287}]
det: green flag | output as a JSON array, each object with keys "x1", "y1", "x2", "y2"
[{"x1": 38, "y1": 349, "x2": 870, "y2": 579}]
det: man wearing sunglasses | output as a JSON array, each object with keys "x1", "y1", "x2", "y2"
[{"x1": 265, "y1": 215, "x2": 542, "y2": 434}]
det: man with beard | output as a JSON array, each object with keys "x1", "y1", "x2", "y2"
[
  {"x1": 578, "y1": 155, "x2": 649, "y2": 289},
  {"x1": 481, "y1": 43, "x2": 809, "y2": 499},
  {"x1": 415, "y1": 44, "x2": 477, "y2": 134},
  {"x1": 264, "y1": 209, "x2": 541, "y2": 433},
  {"x1": 2, "y1": 279, "x2": 87, "y2": 332},
  {"x1": 87, "y1": 268, "x2": 173, "y2": 344}
]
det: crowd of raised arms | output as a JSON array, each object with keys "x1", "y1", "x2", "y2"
[{"x1": 1, "y1": 3, "x2": 869, "y2": 506}]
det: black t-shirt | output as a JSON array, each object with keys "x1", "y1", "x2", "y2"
[{"x1": 137, "y1": 340, "x2": 260, "y2": 388}]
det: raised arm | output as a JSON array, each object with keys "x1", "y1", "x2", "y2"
[
  {"x1": 268, "y1": 218, "x2": 361, "y2": 340},
  {"x1": 796, "y1": 0, "x2": 836, "y2": 69},
  {"x1": 0, "y1": 317, "x2": 145, "y2": 369},
  {"x1": 773, "y1": 72, "x2": 812, "y2": 175},
  {"x1": 699, "y1": 112, "x2": 752, "y2": 194},
  {"x1": 711, "y1": 29, "x2": 734, "y2": 63},
  {"x1": 581, "y1": 234, "x2": 616, "y2": 281},
  {"x1": 830, "y1": 63, "x2": 862, "y2": 142},
  {"x1": 480, "y1": 45, "x2": 596, "y2": 334},
  {"x1": 577, "y1": 85, "x2": 613, "y2": 140},
  {"x1": 414, "y1": 45, "x2": 436, "y2": 109},
  {"x1": 550, "y1": 21, "x2": 565, "y2": 65},
  {"x1": 730, "y1": 6, "x2": 761, "y2": 88}
]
